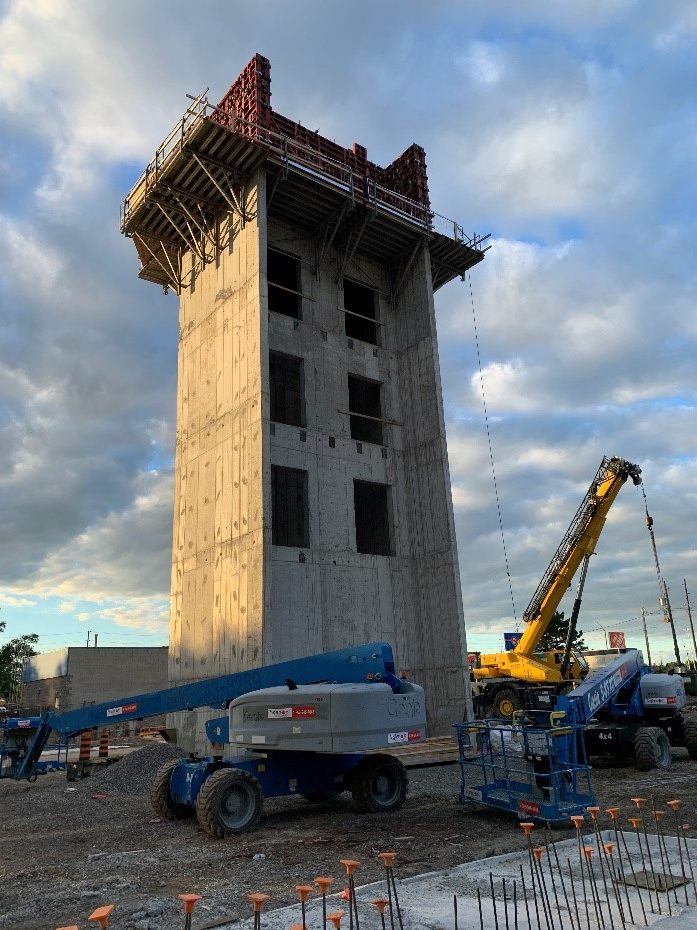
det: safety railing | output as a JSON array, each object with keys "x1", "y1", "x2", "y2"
[{"x1": 120, "y1": 94, "x2": 484, "y2": 250}]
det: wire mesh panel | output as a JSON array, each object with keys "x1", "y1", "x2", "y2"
[{"x1": 455, "y1": 720, "x2": 595, "y2": 823}]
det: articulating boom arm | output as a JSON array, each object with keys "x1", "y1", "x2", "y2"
[
  {"x1": 515, "y1": 456, "x2": 642, "y2": 658},
  {"x1": 15, "y1": 643, "x2": 402, "y2": 780}
]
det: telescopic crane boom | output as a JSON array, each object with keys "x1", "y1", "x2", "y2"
[{"x1": 473, "y1": 457, "x2": 642, "y2": 708}]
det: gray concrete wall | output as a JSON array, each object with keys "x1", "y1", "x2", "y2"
[
  {"x1": 168, "y1": 175, "x2": 471, "y2": 751},
  {"x1": 264, "y1": 217, "x2": 471, "y2": 732},
  {"x1": 21, "y1": 647, "x2": 168, "y2": 712},
  {"x1": 168, "y1": 174, "x2": 267, "y2": 749}
]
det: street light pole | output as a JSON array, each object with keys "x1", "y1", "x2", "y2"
[
  {"x1": 684, "y1": 579, "x2": 697, "y2": 671},
  {"x1": 641, "y1": 607, "x2": 652, "y2": 667}
]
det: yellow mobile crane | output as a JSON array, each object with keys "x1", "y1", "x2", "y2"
[{"x1": 472, "y1": 456, "x2": 643, "y2": 718}]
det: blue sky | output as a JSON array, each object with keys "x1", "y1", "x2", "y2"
[{"x1": 0, "y1": 0, "x2": 696, "y2": 662}]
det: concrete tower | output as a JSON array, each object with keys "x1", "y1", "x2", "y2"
[{"x1": 121, "y1": 55, "x2": 487, "y2": 749}]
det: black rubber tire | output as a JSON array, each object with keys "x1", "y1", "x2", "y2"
[
  {"x1": 301, "y1": 792, "x2": 338, "y2": 804},
  {"x1": 491, "y1": 687, "x2": 523, "y2": 720},
  {"x1": 684, "y1": 718, "x2": 697, "y2": 760},
  {"x1": 634, "y1": 726, "x2": 672, "y2": 772},
  {"x1": 195, "y1": 768, "x2": 263, "y2": 838},
  {"x1": 350, "y1": 754, "x2": 408, "y2": 813},
  {"x1": 150, "y1": 759, "x2": 193, "y2": 820}
]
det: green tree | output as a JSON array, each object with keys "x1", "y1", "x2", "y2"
[
  {"x1": 0, "y1": 620, "x2": 39, "y2": 703},
  {"x1": 538, "y1": 610, "x2": 586, "y2": 653}
]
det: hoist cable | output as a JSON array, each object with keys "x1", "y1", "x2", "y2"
[{"x1": 467, "y1": 271, "x2": 518, "y2": 630}]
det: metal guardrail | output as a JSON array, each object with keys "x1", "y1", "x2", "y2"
[{"x1": 120, "y1": 94, "x2": 485, "y2": 250}]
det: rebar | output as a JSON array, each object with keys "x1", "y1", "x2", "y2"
[
  {"x1": 587, "y1": 808, "x2": 614, "y2": 922},
  {"x1": 617, "y1": 819, "x2": 649, "y2": 924},
  {"x1": 477, "y1": 888, "x2": 484, "y2": 930},
  {"x1": 513, "y1": 879, "x2": 519, "y2": 930},
  {"x1": 518, "y1": 864, "x2": 535, "y2": 930},
  {"x1": 545, "y1": 827, "x2": 573, "y2": 929},
  {"x1": 490, "y1": 872, "x2": 500, "y2": 930},
  {"x1": 630, "y1": 815, "x2": 658, "y2": 914},
  {"x1": 520, "y1": 824, "x2": 551, "y2": 930},
  {"x1": 651, "y1": 806, "x2": 673, "y2": 913},
  {"x1": 453, "y1": 894, "x2": 458, "y2": 930},
  {"x1": 606, "y1": 809, "x2": 636, "y2": 925},
  {"x1": 655, "y1": 809, "x2": 680, "y2": 906},
  {"x1": 533, "y1": 848, "x2": 554, "y2": 928},
  {"x1": 584, "y1": 847, "x2": 606, "y2": 929},
  {"x1": 503, "y1": 877, "x2": 509, "y2": 930},
  {"x1": 602, "y1": 843, "x2": 626, "y2": 930},
  {"x1": 667, "y1": 800, "x2": 691, "y2": 906},
  {"x1": 571, "y1": 818, "x2": 591, "y2": 930},
  {"x1": 566, "y1": 858, "x2": 582, "y2": 930},
  {"x1": 632, "y1": 799, "x2": 661, "y2": 913}
]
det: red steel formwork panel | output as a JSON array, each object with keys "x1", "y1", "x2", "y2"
[{"x1": 211, "y1": 54, "x2": 431, "y2": 212}]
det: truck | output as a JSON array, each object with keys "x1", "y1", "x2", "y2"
[
  {"x1": 0, "y1": 642, "x2": 426, "y2": 837},
  {"x1": 471, "y1": 456, "x2": 643, "y2": 718}
]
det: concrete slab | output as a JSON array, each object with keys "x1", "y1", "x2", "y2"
[{"x1": 214, "y1": 832, "x2": 697, "y2": 930}]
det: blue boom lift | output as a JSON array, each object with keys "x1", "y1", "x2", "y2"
[{"x1": 0, "y1": 643, "x2": 427, "y2": 838}]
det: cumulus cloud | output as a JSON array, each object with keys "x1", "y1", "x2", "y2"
[{"x1": 0, "y1": 0, "x2": 695, "y2": 658}]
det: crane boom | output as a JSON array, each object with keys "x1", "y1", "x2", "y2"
[{"x1": 473, "y1": 456, "x2": 642, "y2": 687}]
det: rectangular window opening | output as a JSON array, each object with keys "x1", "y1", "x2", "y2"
[
  {"x1": 343, "y1": 279, "x2": 377, "y2": 345},
  {"x1": 272, "y1": 466, "x2": 309, "y2": 548},
  {"x1": 354, "y1": 480, "x2": 392, "y2": 556},
  {"x1": 268, "y1": 248, "x2": 301, "y2": 319},
  {"x1": 348, "y1": 374, "x2": 383, "y2": 444},
  {"x1": 270, "y1": 352, "x2": 305, "y2": 427}
]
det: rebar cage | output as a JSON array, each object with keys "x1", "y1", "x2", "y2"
[{"x1": 455, "y1": 719, "x2": 596, "y2": 823}]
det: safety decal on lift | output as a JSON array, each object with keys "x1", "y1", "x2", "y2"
[
  {"x1": 387, "y1": 729, "x2": 421, "y2": 744},
  {"x1": 518, "y1": 799, "x2": 540, "y2": 816},
  {"x1": 267, "y1": 706, "x2": 317, "y2": 720},
  {"x1": 106, "y1": 702, "x2": 138, "y2": 718},
  {"x1": 17, "y1": 720, "x2": 32, "y2": 728},
  {"x1": 643, "y1": 696, "x2": 677, "y2": 705}
]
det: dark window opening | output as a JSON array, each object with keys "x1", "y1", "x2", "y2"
[
  {"x1": 343, "y1": 279, "x2": 377, "y2": 345},
  {"x1": 268, "y1": 248, "x2": 301, "y2": 319},
  {"x1": 348, "y1": 374, "x2": 383, "y2": 444},
  {"x1": 272, "y1": 466, "x2": 309, "y2": 547},
  {"x1": 354, "y1": 480, "x2": 392, "y2": 555},
  {"x1": 270, "y1": 352, "x2": 305, "y2": 427}
]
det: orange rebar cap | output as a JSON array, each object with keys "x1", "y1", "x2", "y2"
[
  {"x1": 587, "y1": 806, "x2": 600, "y2": 818},
  {"x1": 378, "y1": 852, "x2": 397, "y2": 867},
  {"x1": 533, "y1": 847, "x2": 544, "y2": 861},
  {"x1": 631, "y1": 797, "x2": 647, "y2": 809},
  {"x1": 88, "y1": 905, "x2": 115, "y2": 929},
  {"x1": 340, "y1": 859, "x2": 360, "y2": 876},
  {"x1": 583, "y1": 846, "x2": 593, "y2": 860},
  {"x1": 519, "y1": 822, "x2": 535, "y2": 835},
  {"x1": 629, "y1": 818, "x2": 641, "y2": 828},
  {"x1": 654, "y1": 810, "x2": 665, "y2": 822},
  {"x1": 570, "y1": 816, "x2": 584, "y2": 828},
  {"x1": 247, "y1": 893, "x2": 271, "y2": 913},
  {"x1": 372, "y1": 899, "x2": 390, "y2": 915},
  {"x1": 178, "y1": 894, "x2": 203, "y2": 915},
  {"x1": 667, "y1": 799, "x2": 682, "y2": 812},
  {"x1": 604, "y1": 842, "x2": 615, "y2": 856},
  {"x1": 606, "y1": 807, "x2": 620, "y2": 820},
  {"x1": 315, "y1": 877, "x2": 334, "y2": 893},
  {"x1": 57, "y1": 926, "x2": 80, "y2": 929},
  {"x1": 296, "y1": 886, "x2": 314, "y2": 903},
  {"x1": 291, "y1": 924, "x2": 305, "y2": 930},
  {"x1": 327, "y1": 911, "x2": 346, "y2": 929}
]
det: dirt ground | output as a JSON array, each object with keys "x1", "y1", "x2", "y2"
[{"x1": 1, "y1": 746, "x2": 696, "y2": 930}]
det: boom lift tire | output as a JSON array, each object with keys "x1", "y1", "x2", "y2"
[
  {"x1": 491, "y1": 687, "x2": 523, "y2": 720},
  {"x1": 195, "y1": 768, "x2": 263, "y2": 837},
  {"x1": 150, "y1": 759, "x2": 194, "y2": 820},
  {"x1": 684, "y1": 718, "x2": 697, "y2": 761},
  {"x1": 634, "y1": 726, "x2": 671, "y2": 772},
  {"x1": 350, "y1": 754, "x2": 407, "y2": 813}
]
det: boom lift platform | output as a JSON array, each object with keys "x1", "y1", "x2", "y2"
[{"x1": 0, "y1": 643, "x2": 427, "y2": 838}]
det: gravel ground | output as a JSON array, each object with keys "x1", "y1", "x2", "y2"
[{"x1": 1, "y1": 746, "x2": 696, "y2": 930}]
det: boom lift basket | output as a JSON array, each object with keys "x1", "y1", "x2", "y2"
[{"x1": 454, "y1": 717, "x2": 595, "y2": 823}]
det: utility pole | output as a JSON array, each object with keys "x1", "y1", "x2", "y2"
[
  {"x1": 86, "y1": 630, "x2": 91, "y2": 647},
  {"x1": 685, "y1": 579, "x2": 697, "y2": 671},
  {"x1": 641, "y1": 607, "x2": 652, "y2": 667}
]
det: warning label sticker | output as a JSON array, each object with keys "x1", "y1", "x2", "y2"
[
  {"x1": 106, "y1": 703, "x2": 137, "y2": 718},
  {"x1": 388, "y1": 730, "x2": 421, "y2": 745},
  {"x1": 268, "y1": 706, "x2": 317, "y2": 720},
  {"x1": 518, "y1": 799, "x2": 540, "y2": 816}
]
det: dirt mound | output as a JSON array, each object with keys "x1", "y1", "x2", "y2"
[{"x1": 85, "y1": 742, "x2": 185, "y2": 795}]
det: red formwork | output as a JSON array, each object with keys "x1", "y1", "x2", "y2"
[{"x1": 211, "y1": 54, "x2": 431, "y2": 213}]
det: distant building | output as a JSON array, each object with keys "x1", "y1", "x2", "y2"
[{"x1": 21, "y1": 647, "x2": 168, "y2": 714}]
